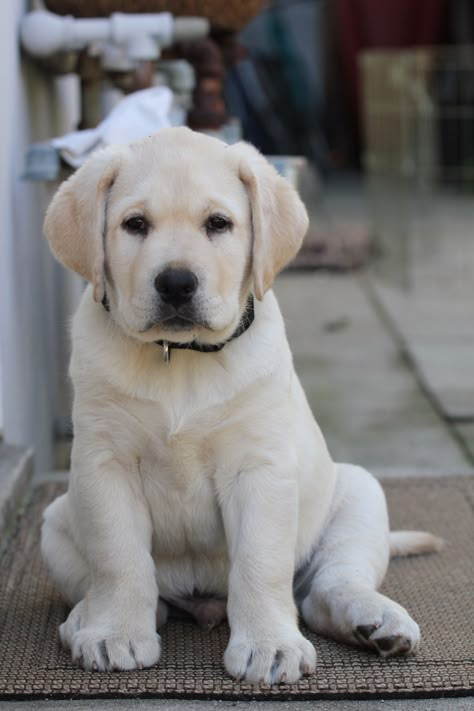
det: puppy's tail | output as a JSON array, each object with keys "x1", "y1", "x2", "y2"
[{"x1": 389, "y1": 530, "x2": 444, "y2": 558}]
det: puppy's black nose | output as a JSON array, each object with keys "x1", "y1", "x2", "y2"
[{"x1": 154, "y1": 268, "x2": 199, "y2": 307}]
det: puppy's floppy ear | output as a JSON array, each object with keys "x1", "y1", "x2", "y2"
[
  {"x1": 231, "y1": 142, "x2": 309, "y2": 300},
  {"x1": 43, "y1": 145, "x2": 123, "y2": 303}
]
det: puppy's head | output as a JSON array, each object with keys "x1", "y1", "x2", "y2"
[{"x1": 44, "y1": 128, "x2": 308, "y2": 345}]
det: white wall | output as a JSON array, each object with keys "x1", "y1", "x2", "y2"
[{"x1": 0, "y1": 0, "x2": 80, "y2": 471}]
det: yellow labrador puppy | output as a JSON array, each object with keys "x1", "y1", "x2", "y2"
[{"x1": 42, "y1": 127, "x2": 441, "y2": 683}]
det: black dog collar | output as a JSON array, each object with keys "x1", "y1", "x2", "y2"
[
  {"x1": 156, "y1": 295, "x2": 255, "y2": 363},
  {"x1": 102, "y1": 292, "x2": 255, "y2": 363}
]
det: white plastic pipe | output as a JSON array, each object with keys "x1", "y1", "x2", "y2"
[{"x1": 20, "y1": 9, "x2": 209, "y2": 59}]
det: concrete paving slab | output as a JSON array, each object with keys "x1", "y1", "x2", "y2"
[
  {"x1": 275, "y1": 273, "x2": 472, "y2": 475},
  {"x1": 454, "y1": 422, "x2": 474, "y2": 462},
  {"x1": 369, "y1": 279, "x2": 474, "y2": 422},
  {"x1": 409, "y1": 342, "x2": 474, "y2": 421}
]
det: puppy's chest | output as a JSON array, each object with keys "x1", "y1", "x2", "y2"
[{"x1": 139, "y1": 420, "x2": 225, "y2": 557}]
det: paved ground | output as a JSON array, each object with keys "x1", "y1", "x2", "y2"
[
  {"x1": 2, "y1": 699, "x2": 474, "y2": 711},
  {"x1": 275, "y1": 271, "x2": 473, "y2": 476},
  {"x1": 364, "y1": 184, "x2": 474, "y2": 457},
  {"x1": 369, "y1": 277, "x2": 474, "y2": 459}
]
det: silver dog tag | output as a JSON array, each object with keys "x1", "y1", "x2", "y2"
[{"x1": 162, "y1": 341, "x2": 170, "y2": 364}]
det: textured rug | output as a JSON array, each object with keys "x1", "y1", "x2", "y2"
[{"x1": 0, "y1": 476, "x2": 473, "y2": 700}]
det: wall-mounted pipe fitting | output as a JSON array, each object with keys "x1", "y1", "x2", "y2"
[{"x1": 20, "y1": 9, "x2": 209, "y2": 61}]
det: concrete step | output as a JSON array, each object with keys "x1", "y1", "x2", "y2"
[{"x1": 0, "y1": 442, "x2": 33, "y2": 550}]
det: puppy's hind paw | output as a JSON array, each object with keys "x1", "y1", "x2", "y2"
[{"x1": 354, "y1": 618, "x2": 420, "y2": 657}]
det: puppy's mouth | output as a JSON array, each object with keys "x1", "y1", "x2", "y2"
[
  {"x1": 160, "y1": 315, "x2": 198, "y2": 332},
  {"x1": 140, "y1": 308, "x2": 212, "y2": 334}
]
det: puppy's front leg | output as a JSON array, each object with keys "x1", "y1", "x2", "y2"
[
  {"x1": 221, "y1": 468, "x2": 316, "y2": 684},
  {"x1": 59, "y1": 450, "x2": 160, "y2": 672}
]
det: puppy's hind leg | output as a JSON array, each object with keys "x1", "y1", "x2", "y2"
[
  {"x1": 299, "y1": 464, "x2": 421, "y2": 657},
  {"x1": 41, "y1": 493, "x2": 90, "y2": 607}
]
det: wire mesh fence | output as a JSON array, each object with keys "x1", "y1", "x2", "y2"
[{"x1": 360, "y1": 46, "x2": 474, "y2": 293}]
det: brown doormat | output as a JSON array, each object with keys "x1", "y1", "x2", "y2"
[
  {"x1": 0, "y1": 476, "x2": 473, "y2": 701},
  {"x1": 288, "y1": 224, "x2": 371, "y2": 271}
]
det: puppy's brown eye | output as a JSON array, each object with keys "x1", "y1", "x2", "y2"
[
  {"x1": 122, "y1": 215, "x2": 149, "y2": 237},
  {"x1": 206, "y1": 214, "x2": 232, "y2": 235}
]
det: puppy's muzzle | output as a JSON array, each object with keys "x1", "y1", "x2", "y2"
[{"x1": 155, "y1": 268, "x2": 199, "y2": 308}]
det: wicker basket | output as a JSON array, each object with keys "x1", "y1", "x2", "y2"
[{"x1": 44, "y1": 1, "x2": 264, "y2": 31}]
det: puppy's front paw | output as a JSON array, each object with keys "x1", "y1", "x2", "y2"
[
  {"x1": 60, "y1": 601, "x2": 161, "y2": 671},
  {"x1": 224, "y1": 631, "x2": 316, "y2": 684},
  {"x1": 69, "y1": 628, "x2": 161, "y2": 671}
]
